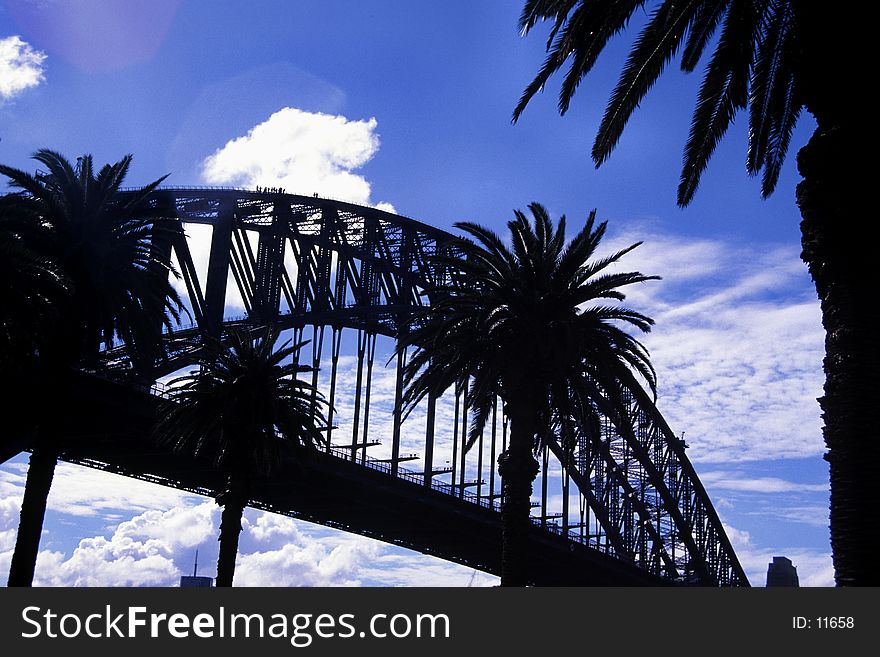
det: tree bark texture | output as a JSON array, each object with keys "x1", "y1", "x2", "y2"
[
  {"x1": 215, "y1": 477, "x2": 248, "y2": 588},
  {"x1": 797, "y1": 128, "x2": 880, "y2": 586},
  {"x1": 497, "y1": 400, "x2": 540, "y2": 587},
  {"x1": 794, "y1": 4, "x2": 878, "y2": 586}
]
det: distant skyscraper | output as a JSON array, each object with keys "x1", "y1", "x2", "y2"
[
  {"x1": 180, "y1": 575, "x2": 214, "y2": 587},
  {"x1": 766, "y1": 556, "x2": 799, "y2": 587},
  {"x1": 179, "y1": 549, "x2": 213, "y2": 588}
]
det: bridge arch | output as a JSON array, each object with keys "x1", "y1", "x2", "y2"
[{"x1": 97, "y1": 187, "x2": 747, "y2": 586}]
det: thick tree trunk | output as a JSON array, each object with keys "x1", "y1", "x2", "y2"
[
  {"x1": 497, "y1": 399, "x2": 540, "y2": 587},
  {"x1": 7, "y1": 444, "x2": 59, "y2": 586},
  {"x1": 797, "y1": 128, "x2": 879, "y2": 586},
  {"x1": 215, "y1": 477, "x2": 248, "y2": 587},
  {"x1": 794, "y1": 5, "x2": 877, "y2": 586}
]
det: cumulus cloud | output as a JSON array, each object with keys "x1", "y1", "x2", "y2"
[
  {"x1": 238, "y1": 512, "x2": 497, "y2": 587},
  {"x1": 0, "y1": 494, "x2": 22, "y2": 554},
  {"x1": 168, "y1": 108, "x2": 397, "y2": 314},
  {"x1": 0, "y1": 35, "x2": 46, "y2": 102},
  {"x1": 32, "y1": 503, "x2": 216, "y2": 587},
  {"x1": 202, "y1": 107, "x2": 394, "y2": 211},
  {"x1": 0, "y1": 464, "x2": 497, "y2": 587}
]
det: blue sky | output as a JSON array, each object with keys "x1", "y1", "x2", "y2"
[{"x1": 0, "y1": 1, "x2": 830, "y2": 586}]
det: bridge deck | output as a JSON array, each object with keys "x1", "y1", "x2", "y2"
[{"x1": 5, "y1": 371, "x2": 667, "y2": 586}]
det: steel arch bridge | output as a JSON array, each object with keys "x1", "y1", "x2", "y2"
[{"x1": 76, "y1": 187, "x2": 747, "y2": 586}]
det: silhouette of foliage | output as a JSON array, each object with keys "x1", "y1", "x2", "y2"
[
  {"x1": 400, "y1": 203, "x2": 658, "y2": 585},
  {"x1": 155, "y1": 328, "x2": 327, "y2": 587}
]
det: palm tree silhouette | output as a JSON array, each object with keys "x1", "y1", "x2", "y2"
[
  {"x1": 513, "y1": 1, "x2": 870, "y2": 586},
  {"x1": 154, "y1": 329, "x2": 327, "y2": 587},
  {"x1": 401, "y1": 203, "x2": 658, "y2": 585},
  {"x1": 0, "y1": 200, "x2": 67, "y2": 374},
  {"x1": 0, "y1": 149, "x2": 182, "y2": 587}
]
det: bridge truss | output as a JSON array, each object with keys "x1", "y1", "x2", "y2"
[{"x1": 97, "y1": 187, "x2": 748, "y2": 586}]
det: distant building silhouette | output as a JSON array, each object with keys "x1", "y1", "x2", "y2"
[
  {"x1": 766, "y1": 556, "x2": 799, "y2": 587},
  {"x1": 179, "y1": 550, "x2": 213, "y2": 587},
  {"x1": 180, "y1": 575, "x2": 213, "y2": 588}
]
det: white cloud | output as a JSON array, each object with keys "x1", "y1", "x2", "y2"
[
  {"x1": 0, "y1": 36, "x2": 46, "y2": 102},
  {"x1": 234, "y1": 512, "x2": 498, "y2": 587},
  {"x1": 0, "y1": 463, "x2": 498, "y2": 587},
  {"x1": 0, "y1": 495, "x2": 22, "y2": 554},
  {"x1": 233, "y1": 525, "x2": 375, "y2": 587},
  {"x1": 749, "y1": 505, "x2": 830, "y2": 529},
  {"x1": 0, "y1": 460, "x2": 196, "y2": 520},
  {"x1": 722, "y1": 522, "x2": 833, "y2": 587},
  {"x1": 31, "y1": 503, "x2": 217, "y2": 587},
  {"x1": 700, "y1": 471, "x2": 828, "y2": 494},
  {"x1": 201, "y1": 107, "x2": 394, "y2": 211},
  {"x1": 168, "y1": 108, "x2": 397, "y2": 315},
  {"x1": 600, "y1": 226, "x2": 825, "y2": 463}
]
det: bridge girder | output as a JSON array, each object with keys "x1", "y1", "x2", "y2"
[{"x1": 98, "y1": 187, "x2": 748, "y2": 586}]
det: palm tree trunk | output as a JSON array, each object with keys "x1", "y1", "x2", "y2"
[
  {"x1": 215, "y1": 476, "x2": 248, "y2": 587},
  {"x1": 7, "y1": 444, "x2": 59, "y2": 586},
  {"x1": 497, "y1": 398, "x2": 540, "y2": 587},
  {"x1": 797, "y1": 127, "x2": 880, "y2": 586},
  {"x1": 793, "y1": 5, "x2": 878, "y2": 586}
]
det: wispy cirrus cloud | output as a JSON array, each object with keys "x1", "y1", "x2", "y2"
[
  {"x1": 700, "y1": 471, "x2": 828, "y2": 495},
  {"x1": 601, "y1": 225, "x2": 824, "y2": 464},
  {"x1": 0, "y1": 35, "x2": 46, "y2": 102},
  {"x1": 0, "y1": 460, "x2": 194, "y2": 519}
]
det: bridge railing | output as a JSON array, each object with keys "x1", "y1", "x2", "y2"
[
  {"x1": 120, "y1": 185, "x2": 416, "y2": 222},
  {"x1": 133, "y1": 376, "x2": 620, "y2": 560},
  {"x1": 143, "y1": 380, "x2": 617, "y2": 557},
  {"x1": 325, "y1": 445, "x2": 502, "y2": 512},
  {"x1": 144, "y1": 380, "x2": 498, "y2": 508}
]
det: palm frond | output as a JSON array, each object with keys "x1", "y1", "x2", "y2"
[
  {"x1": 748, "y1": 0, "x2": 799, "y2": 196},
  {"x1": 514, "y1": 1, "x2": 647, "y2": 122},
  {"x1": 678, "y1": 0, "x2": 759, "y2": 205},
  {"x1": 1, "y1": 150, "x2": 185, "y2": 367},
  {"x1": 156, "y1": 329, "x2": 327, "y2": 476},
  {"x1": 401, "y1": 202, "x2": 659, "y2": 475},
  {"x1": 680, "y1": 0, "x2": 730, "y2": 72},
  {"x1": 593, "y1": 0, "x2": 704, "y2": 166},
  {"x1": 747, "y1": 0, "x2": 790, "y2": 174},
  {"x1": 760, "y1": 83, "x2": 799, "y2": 197},
  {"x1": 518, "y1": 0, "x2": 579, "y2": 34}
]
